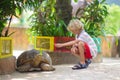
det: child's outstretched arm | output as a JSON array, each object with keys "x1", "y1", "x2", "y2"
[{"x1": 55, "y1": 39, "x2": 80, "y2": 48}]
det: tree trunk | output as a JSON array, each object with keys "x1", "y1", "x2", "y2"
[{"x1": 56, "y1": 0, "x2": 72, "y2": 25}]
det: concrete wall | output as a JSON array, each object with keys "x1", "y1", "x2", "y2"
[
  {"x1": 100, "y1": 36, "x2": 113, "y2": 57},
  {"x1": 3, "y1": 27, "x2": 30, "y2": 50},
  {"x1": 3, "y1": 27, "x2": 116, "y2": 57}
]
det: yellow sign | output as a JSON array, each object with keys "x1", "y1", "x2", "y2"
[
  {"x1": 0, "y1": 37, "x2": 13, "y2": 59},
  {"x1": 35, "y1": 36, "x2": 54, "y2": 52}
]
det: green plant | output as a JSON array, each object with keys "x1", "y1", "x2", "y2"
[
  {"x1": 0, "y1": 19, "x2": 5, "y2": 37},
  {"x1": 29, "y1": 0, "x2": 73, "y2": 37},
  {"x1": 79, "y1": 0, "x2": 109, "y2": 37},
  {"x1": 0, "y1": 0, "x2": 41, "y2": 37},
  {"x1": 29, "y1": 0, "x2": 56, "y2": 36},
  {"x1": 104, "y1": 4, "x2": 120, "y2": 35}
]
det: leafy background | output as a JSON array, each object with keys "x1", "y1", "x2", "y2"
[{"x1": 104, "y1": 4, "x2": 120, "y2": 35}]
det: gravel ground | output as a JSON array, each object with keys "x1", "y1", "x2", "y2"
[{"x1": 1, "y1": 58, "x2": 120, "y2": 80}]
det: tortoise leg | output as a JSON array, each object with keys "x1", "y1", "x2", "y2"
[
  {"x1": 16, "y1": 64, "x2": 31, "y2": 72},
  {"x1": 40, "y1": 63, "x2": 55, "y2": 71}
]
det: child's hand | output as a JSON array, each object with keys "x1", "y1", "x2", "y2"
[
  {"x1": 55, "y1": 43, "x2": 63, "y2": 48},
  {"x1": 73, "y1": 43, "x2": 78, "y2": 47}
]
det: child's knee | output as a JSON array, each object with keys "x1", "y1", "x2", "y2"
[{"x1": 78, "y1": 41, "x2": 84, "y2": 47}]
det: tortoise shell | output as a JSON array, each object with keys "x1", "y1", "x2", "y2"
[{"x1": 16, "y1": 49, "x2": 54, "y2": 72}]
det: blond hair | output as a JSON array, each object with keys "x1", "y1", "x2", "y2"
[{"x1": 67, "y1": 19, "x2": 84, "y2": 32}]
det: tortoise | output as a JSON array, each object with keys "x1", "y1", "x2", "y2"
[{"x1": 16, "y1": 49, "x2": 55, "y2": 72}]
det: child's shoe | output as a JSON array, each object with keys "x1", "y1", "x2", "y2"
[
  {"x1": 85, "y1": 59, "x2": 91, "y2": 66},
  {"x1": 72, "y1": 63, "x2": 87, "y2": 70}
]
